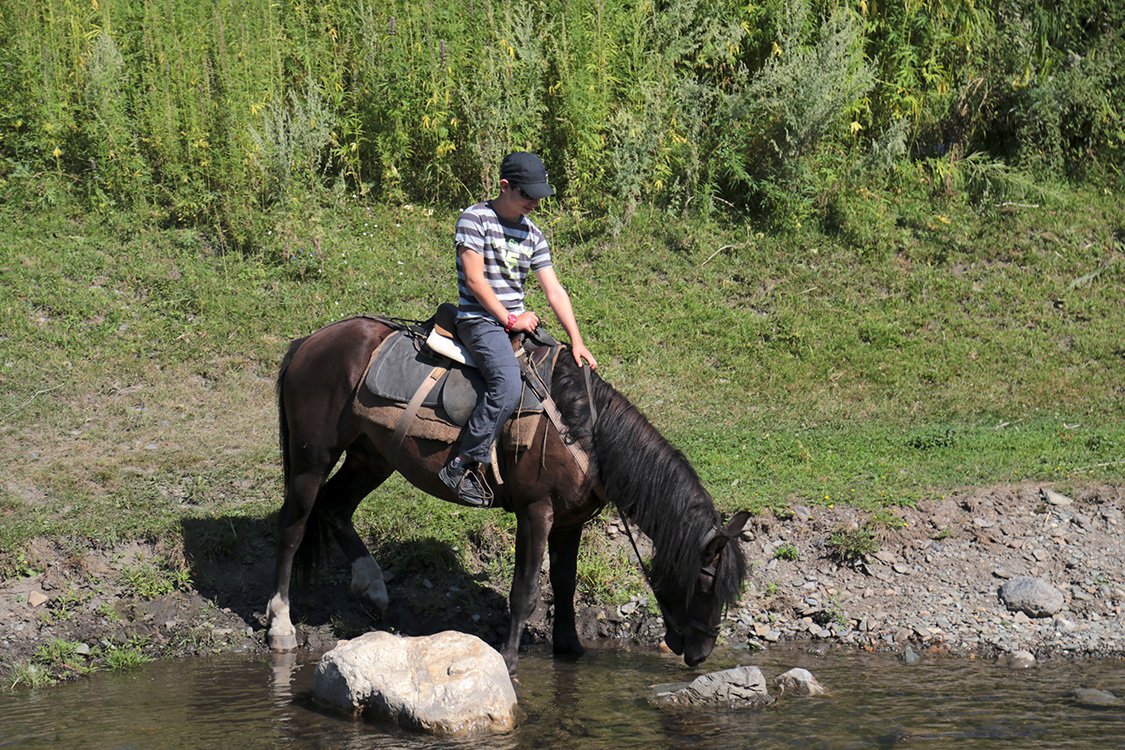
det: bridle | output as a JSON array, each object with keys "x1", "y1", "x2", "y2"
[
  {"x1": 579, "y1": 363, "x2": 725, "y2": 641},
  {"x1": 619, "y1": 513, "x2": 725, "y2": 640}
]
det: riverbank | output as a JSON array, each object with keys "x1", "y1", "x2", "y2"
[
  {"x1": 3, "y1": 481, "x2": 1122, "y2": 686},
  {"x1": 3, "y1": 190, "x2": 1123, "y2": 686}
]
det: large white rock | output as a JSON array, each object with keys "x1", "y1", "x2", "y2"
[{"x1": 313, "y1": 630, "x2": 518, "y2": 735}]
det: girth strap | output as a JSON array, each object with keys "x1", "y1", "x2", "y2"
[{"x1": 388, "y1": 363, "x2": 448, "y2": 466}]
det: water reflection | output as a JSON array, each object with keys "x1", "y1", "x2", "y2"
[{"x1": 0, "y1": 644, "x2": 1122, "y2": 749}]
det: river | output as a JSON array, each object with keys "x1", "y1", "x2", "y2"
[{"x1": 1, "y1": 643, "x2": 1122, "y2": 749}]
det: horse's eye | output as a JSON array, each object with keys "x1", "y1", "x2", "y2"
[{"x1": 698, "y1": 564, "x2": 717, "y2": 594}]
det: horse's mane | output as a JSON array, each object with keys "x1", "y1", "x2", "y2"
[{"x1": 550, "y1": 352, "x2": 746, "y2": 610}]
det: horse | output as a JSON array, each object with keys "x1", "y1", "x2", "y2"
[{"x1": 266, "y1": 314, "x2": 750, "y2": 673}]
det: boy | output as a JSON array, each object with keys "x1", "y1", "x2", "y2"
[{"x1": 439, "y1": 152, "x2": 597, "y2": 506}]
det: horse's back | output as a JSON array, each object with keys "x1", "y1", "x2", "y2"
[
  {"x1": 287, "y1": 315, "x2": 393, "y2": 376},
  {"x1": 280, "y1": 316, "x2": 396, "y2": 430}
]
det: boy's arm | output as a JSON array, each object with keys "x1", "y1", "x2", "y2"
[
  {"x1": 459, "y1": 246, "x2": 540, "y2": 332},
  {"x1": 536, "y1": 266, "x2": 597, "y2": 369}
]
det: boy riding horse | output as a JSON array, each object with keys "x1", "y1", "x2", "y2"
[{"x1": 439, "y1": 152, "x2": 598, "y2": 506}]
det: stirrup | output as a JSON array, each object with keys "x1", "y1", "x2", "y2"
[
  {"x1": 456, "y1": 467, "x2": 494, "y2": 507},
  {"x1": 441, "y1": 461, "x2": 493, "y2": 507}
]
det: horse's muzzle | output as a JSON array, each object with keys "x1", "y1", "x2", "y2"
[{"x1": 664, "y1": 630, "x2": 684, "y2": 656}]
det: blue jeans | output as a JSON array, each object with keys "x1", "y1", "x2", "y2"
[{"x1": 455, "y1": 317, "x2": 522, "y2": 464}]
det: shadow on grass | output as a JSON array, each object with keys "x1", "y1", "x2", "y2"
[{"x1": 179, "y1": 515, "x2": 511, "y2": 647}]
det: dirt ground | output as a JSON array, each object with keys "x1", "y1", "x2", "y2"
[{"x1": 2, "y1": 482, "x2": 1123, "y2": 684}]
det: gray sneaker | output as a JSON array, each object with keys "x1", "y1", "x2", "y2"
[{"x1": 439, "y1": 460, "x2": 493, "y2": 507}]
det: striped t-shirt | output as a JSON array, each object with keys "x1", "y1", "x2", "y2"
[{"x1": 454, "y1": 201, "x2": 552, "y2": 321}]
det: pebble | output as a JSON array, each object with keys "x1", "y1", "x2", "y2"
[
  {"x1": 715, "y1": 490, "x2": 1125, "y2": 661},
  {"x1": 1041, "y1": 489, "x2": 1073, "y2": 506}
]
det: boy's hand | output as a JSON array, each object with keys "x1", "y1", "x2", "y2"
[{"x1": 572, "y1": 343, "x2": 598, "y2": 369}]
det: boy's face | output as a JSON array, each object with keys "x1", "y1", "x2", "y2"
[{"x1": 496, "y1": 179, "x2": 541, "y2": 218}]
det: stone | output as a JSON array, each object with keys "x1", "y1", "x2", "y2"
[
  {"x1": 1072, "y1": 688, "x2": 1121, "y2": 707},
  {"x1": 1041, "y1": 488, "x2": 1073, "y2": 506},
  {"x1": 653, "y1": 665, "x2": 770, "y2": 708},
  {"x1": 997, "y1": 576, "x2": 1065, "y2": 618},
  {"x1": 774, "y1": 668, "x2": 827, "y2": 696},
  {"x1": 998, "y1": 649, "x2": 1036, "y2": 669},
  {"x1": 873, "y1": 550, "x2": 897, "y2": 564},
  {"x1": 1053, "y1": 616, "x2": 1077, "y2": 633},
  {"x1": 312, "y1": 631, "x2": 517, "y2": 735},
  {"x1": 27, "y1": 591, "x2": 48, "y2": 607}
]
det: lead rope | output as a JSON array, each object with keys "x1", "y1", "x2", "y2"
[{"x1": 618, "y1": 506, "x2": 689, "y2": 638}]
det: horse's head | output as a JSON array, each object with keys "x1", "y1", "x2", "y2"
[{"x1": 659, "y1": 510, "x2": 750, "y2": 668}]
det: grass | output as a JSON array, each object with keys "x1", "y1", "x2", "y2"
[
  {"x1": 103, "y1": 646, "x2": 154, "y2": 671},
  {"x1": 0, "y1": 177, "x2": 1122, "y2": 588},
  {"x1": 120, "y1": 556, "x2": 193, "y2": 600}
]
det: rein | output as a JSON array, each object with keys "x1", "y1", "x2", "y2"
[
  {"x1": 577, "y1": 358, "x2": 719, "y2": 641},
  {"x1": 617, "y1": 511, "x2": 722, "y2": 640}
]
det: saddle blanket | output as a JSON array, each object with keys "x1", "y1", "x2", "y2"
[{"x1": 363, "y1": 329, "x2": 553, "y2": 426}]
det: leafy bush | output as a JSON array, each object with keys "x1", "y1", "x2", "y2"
[
  {"x1": 714, "y1": 0, "x2": 874, "y2": 225},
  {"x1": 2, "y1": 0, "x2": 1121, "y2": 239}
]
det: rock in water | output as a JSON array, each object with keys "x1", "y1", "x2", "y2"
[
  {"x1": 998, "y1": 649, "x2": 1036, "y2": 669},
  {"x1": 313, "y1": 631, "x2": 517, "y2": 735},
  {"x1": 997, "y1": 576, "x2": 1064, "y2": 617},
  {"x1": 653, "y1": 665, "x2": 771, "y2": 708},
  {"x1": 1072, "y1": 688, "x2": 1121, "y2": 707},
  {"x1": 775, "y1": 667, "x2": 827, "y2": 696}
]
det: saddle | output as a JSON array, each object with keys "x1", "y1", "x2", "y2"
[{"x1": 361, "y1": 304, "x2": 561, "y2": 468}]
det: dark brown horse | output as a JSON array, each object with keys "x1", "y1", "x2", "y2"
[{"x1": 267, "y1": 315, "x2": 749, "y2": 672}]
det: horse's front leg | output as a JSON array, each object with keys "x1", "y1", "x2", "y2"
[
  {"x1": 503, "y1": 499, "x2": 553, "y2": 673},
  {"x1": 548, "y1": 523, "x2": 585, "y2": 659}
]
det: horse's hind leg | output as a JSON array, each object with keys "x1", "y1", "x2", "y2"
[
  {"x1": 266, "y1": 448, "x2": 392, "y2": 651},
  {"x1": 316, "y1": 443, "x2": 395, "y2": 614},
  {"x1": 267, "y1": 466, "x2": 327, "y2": 651}
]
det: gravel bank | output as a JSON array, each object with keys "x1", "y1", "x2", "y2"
[{"x1": 3, "y1": 483, "x2": 1122, "y2": 685}]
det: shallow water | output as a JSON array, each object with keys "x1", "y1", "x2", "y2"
[{"x1": 1, "y1": 643, "x2": 1122, "y2": 749}]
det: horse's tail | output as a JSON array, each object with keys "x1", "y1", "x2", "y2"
[
  {"x1": 276, "y1": 335, "x2": 309, "y2": 490},
  {"x1": 275, "y1": 334, "x2": 329, "y2": 585}
]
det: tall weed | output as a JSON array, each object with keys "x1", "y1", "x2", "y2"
[
  {"x1": 0, "y1": 0, "x2": 1121, "y2": 236},
  {"x1": 717, "y1": 0, "x2": 874, "y2": 225}
]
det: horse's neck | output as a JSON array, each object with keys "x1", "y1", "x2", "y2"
[{"x1": 619, "y1": 487, "x2": 711, "y2": 556}]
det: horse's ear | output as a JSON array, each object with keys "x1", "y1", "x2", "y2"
[
  {"x1": 703, "y1": 510, "x2": 752, "y2": 557},
  {"x1": 725, "y1": 510, "x2": 751, "y2": 538}
]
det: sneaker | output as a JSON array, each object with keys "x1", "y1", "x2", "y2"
[{"x1": 439, "y1": 459, "x2": 493, "y2": 507}]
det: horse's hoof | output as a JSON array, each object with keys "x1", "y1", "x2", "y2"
[{"x1": 269, "y1": 633, "x2": 299, "y2": 652}]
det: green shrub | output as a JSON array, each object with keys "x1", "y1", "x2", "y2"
[
  {"x1": 826, "y1": 524, "x2": 878, "y2": 565},
  {"x1": 773, "y1": 544, "x2": 799, "y2": 561}
]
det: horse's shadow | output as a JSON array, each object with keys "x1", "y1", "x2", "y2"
[{"x1": 179, "y1": 515, "x2": 513, "y2": 648}]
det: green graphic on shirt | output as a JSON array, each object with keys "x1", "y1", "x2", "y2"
[{"x1": 493, "y1": 237, "x2": 526, "y2": 275}]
